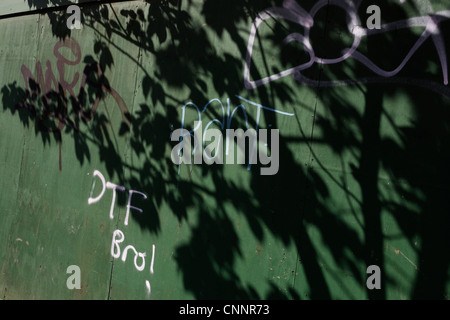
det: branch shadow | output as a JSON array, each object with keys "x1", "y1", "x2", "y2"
[{"x1": 1, "y1": 0, "x2": 450, "y2": 300}]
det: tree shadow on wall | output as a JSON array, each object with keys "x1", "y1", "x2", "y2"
[
  {"x1": 2, "y1": 0, "x2": 450, "y2": 299},
  {"x1": 306, "y1": 0, "x2": 450, "y2": 299}
]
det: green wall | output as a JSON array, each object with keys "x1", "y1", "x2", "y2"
[{"x1": 1, "y1": 0, "x2": 450, "y2": 299}]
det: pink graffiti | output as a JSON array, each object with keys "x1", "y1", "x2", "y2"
[
  {"x1": 19, "y1": 38, "x2": 130, "y2": 170},
  {"x1": 244, "y1": 0, "x2": 450, "y2": 90}
]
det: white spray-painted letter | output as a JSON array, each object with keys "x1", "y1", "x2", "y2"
[
  {"x1": 111, "y1": 229, "x2": 125, "y2": 259},
  {"x1": 106, "y1": 182, "x2": 125, "y2": 221},
  {"x1": 88, "y1": 170, "x2": 106, "y2": 204},
  {"x1": 125, "y1": 190, "x2": 147, "y2": 226}
]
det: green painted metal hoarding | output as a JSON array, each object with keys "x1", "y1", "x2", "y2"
[{"x1": 0, "y1": 0, "x2": 450, "y2": 300}]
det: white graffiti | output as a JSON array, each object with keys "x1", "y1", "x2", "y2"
[
  {"x1": 173, "y1": 95, "x2": 294, "y2": 174},
  {"x1": 88, "y1": 170, "x2": 155, "y2": 294},
  {"x1": 88, "y1": 170, "x2": 147, "y2": 226},
  {"x1": 111, "y1": 229, "x2": 156, "y2": 274},
  {"x1": 244, "y1": 0, "x2": 450, "y2": 90}
]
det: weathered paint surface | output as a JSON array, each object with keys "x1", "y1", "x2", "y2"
[{"x1": 0, "y1": 0, "x2": 450, "y2": 299}]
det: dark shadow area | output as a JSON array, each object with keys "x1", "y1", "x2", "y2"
[{"x1": 1, "y1": 0, "x2": 450, "y2": 299}]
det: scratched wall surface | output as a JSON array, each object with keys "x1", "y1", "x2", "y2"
[{"x1": 0, "y1": 0, "x2": 450, "y2": 300}]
